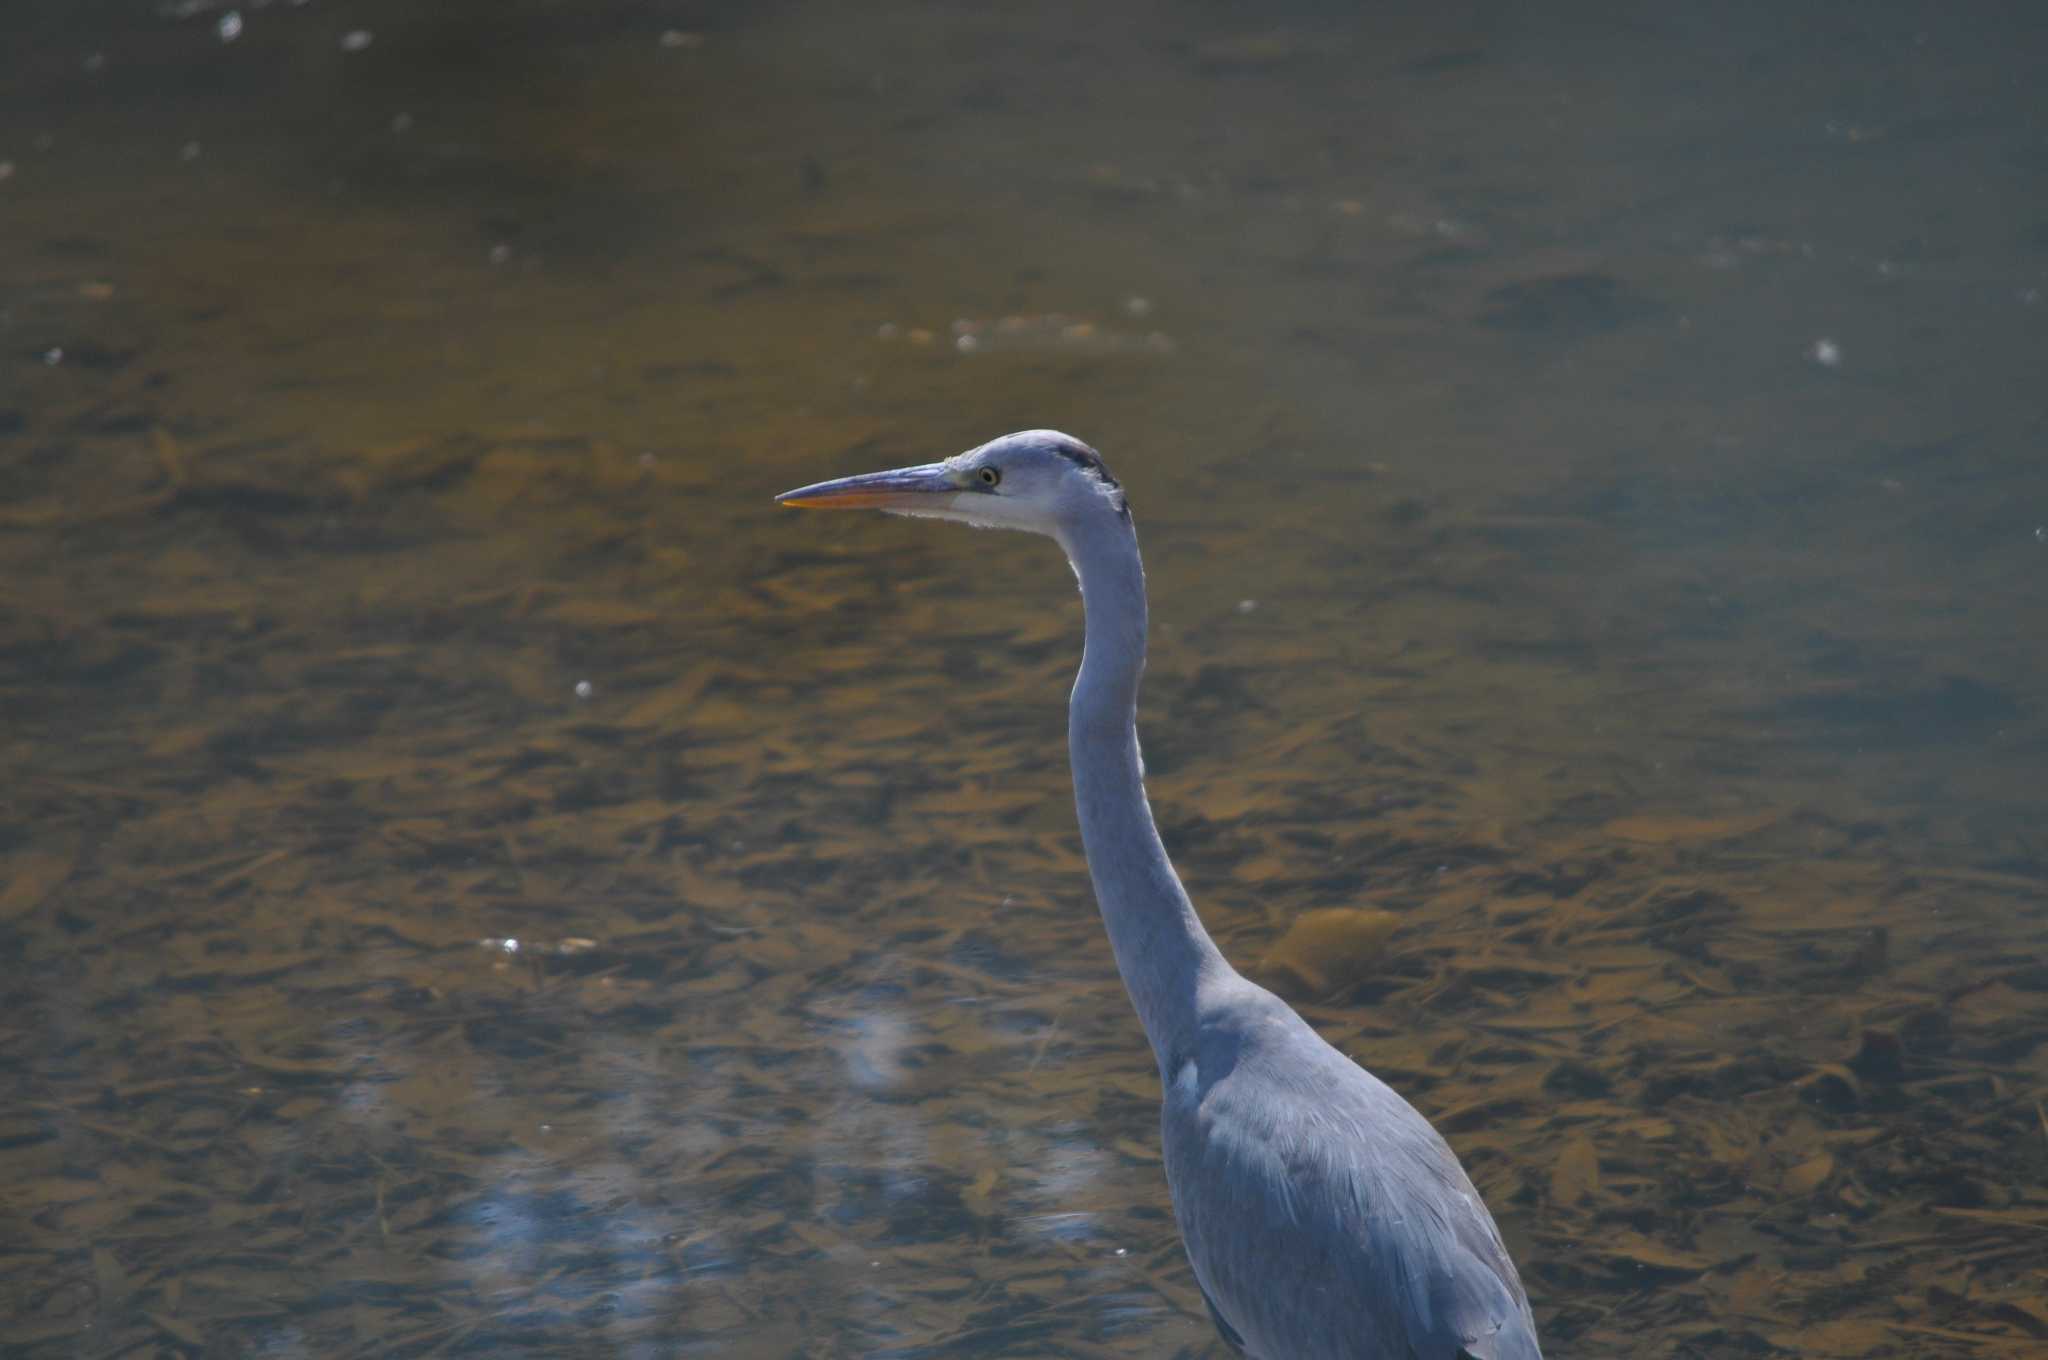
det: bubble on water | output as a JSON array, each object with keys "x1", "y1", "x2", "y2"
[
  {"x1": 955, "y1": 333, "x2": 980, "y2": 354},
  {"x1": 43, "y1": 347, "x2": 63, "y2": 366},
  {"x1": 574, "y1": 679, "x2": 593, "y2": 700},
  {"x1": 1810, "y1": 337, "x2": 1842, "y2": 368},
  {"x1": 1236, "y1": 598, "x2": 1258, "y2": 614},
  {"x1": 340, "y1": 29, "x2": 374, "y2": 52},
  {"x1": 488, "y1": 242, "x2": 513, "y2": 266},
  {"x1": 217, "y1": 11, "x2": 242, "y2": 42},
  {"x1": 1124, "y1": 295, "x2": 1152, "y2": 317}
]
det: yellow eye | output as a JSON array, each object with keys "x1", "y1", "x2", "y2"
[{"x1": 979, "y1": 467, "x2": 1001, "y2": 486}]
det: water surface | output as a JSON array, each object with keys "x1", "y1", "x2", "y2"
[{"x1": 4, "y1": 1, "x2": 2046, "y2": 1356}]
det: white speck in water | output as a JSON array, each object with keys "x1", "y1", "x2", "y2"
[
  {"x1": 217, "y1": 11, "x2": 242, "y2": 42},
  {"x1": 1114, "y1": 1247, "x2": 1128, "y2": 1257},
  {"x1": 659, "y1": 30, "x2": 704, "y2": 49},
  {"x1": 574, "y1": 679, "x2": 593, "y2": 700},
  {"x1": 2034, "y1": 527, "x2": 2046, "y2": 543},
  {"x1": 390, "y1": 112, "x2": 413, "y2": 134},
  {"x1": 1236, "y1": 598, "x2": 1257, "y2": 614},
  {"x1": 340, "y1": 29, "x2": 374, "y2": 52},
  {"x1": 538, "y1": 1123, "x2": 551, "y2": 1133},
  {"x1": 42, "y1": 347, "x2": 62, "y2": 366},
  {"x1": 1811, "y1": 337, "x2": 1842, "y2": 367},
  {"x1": 955, "y1": 333, "x2": 980, "y2": 354},
  {"x1": 488, "y1": 243, "x2": 512, "y2": 266},
  {"x1": 180, "y1": 141, "x2": 202, "y2": 161},
  {"x1": 501, "y1": 938, "x2": 520, "y2": 953},
  {"x1": 1124, "y1": 295, "x2": 1152, "y2": 317}
]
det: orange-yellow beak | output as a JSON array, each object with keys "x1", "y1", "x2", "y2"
[{"x1": 776, "y1": 462, "x2": 958, "y2": 511}]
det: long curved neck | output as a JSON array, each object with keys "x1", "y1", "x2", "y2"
[{"x1": 1057, "y1": 511, "x2": 1229, "y2": 1072}]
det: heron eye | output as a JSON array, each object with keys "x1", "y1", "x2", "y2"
[{"x1": 979, "y1": 467, "x2": 1001, "y2": 486}]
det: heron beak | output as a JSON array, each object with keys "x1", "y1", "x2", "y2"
[{"x1": 775, "y1": 462, "x2": 959, "y2": 511}]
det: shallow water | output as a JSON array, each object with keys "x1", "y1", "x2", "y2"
[{"x1": 4, "y1": 1, "x2": 2046, "y2": 1356}]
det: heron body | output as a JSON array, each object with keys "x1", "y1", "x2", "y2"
[{"x1": 780, "y1": 432, "x2": 1541, "y2": 1360}]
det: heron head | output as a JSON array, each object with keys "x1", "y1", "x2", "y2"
[{"x1": 776, "y1": 429, "x2": 1126, "y2": 536}]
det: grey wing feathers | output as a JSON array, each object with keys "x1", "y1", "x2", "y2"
[
  {"x1": 1201, "y1": 1280, "x2": 1250, "y2": 1355},
  {"x1": 1164, "y1": 988, "x2": 1540, "y2": 1360},
  {"x1": 1335, "y1": 1123, "x2": 1536, "y2": 1360}
]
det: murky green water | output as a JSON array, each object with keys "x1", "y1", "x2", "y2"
[{"x1": 5, "y1": 1, "x2": 2046, "y2": 1356}]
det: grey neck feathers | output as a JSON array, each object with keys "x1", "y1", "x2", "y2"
[{"x1": 1057, "y1": 510, "x2": 1229, "y2": 1072}]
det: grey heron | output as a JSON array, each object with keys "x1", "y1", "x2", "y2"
[{"x1": 778, "y1": 431, "x2": 1542, "y2": 1360}]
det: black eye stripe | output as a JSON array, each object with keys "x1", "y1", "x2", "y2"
[{"x1": 1046, "y1": 438, "x2": 1129, "y2": 520}]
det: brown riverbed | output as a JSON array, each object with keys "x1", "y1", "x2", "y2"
[{"x1": 4, "y1": 2, "x2": 2046, "y2": 1356}]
